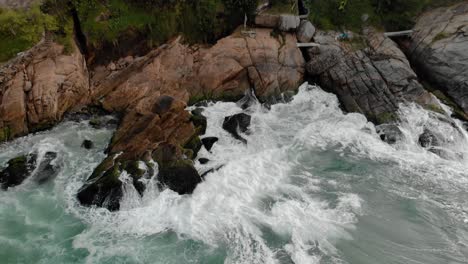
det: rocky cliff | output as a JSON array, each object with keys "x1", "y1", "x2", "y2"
[
  {"x1": 0, "y1": 37, "x2": 90, "y2": 141},
  {"x1": 306, "y1": 28, "x2": 439, "y2": 124},
  {"x1": 407, "y1": 2, "x2": 468, "y2": 115}
]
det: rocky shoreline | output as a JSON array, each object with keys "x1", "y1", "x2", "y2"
[{"x1": 1, "y1": 1, "x2": 468, "y2": 210}]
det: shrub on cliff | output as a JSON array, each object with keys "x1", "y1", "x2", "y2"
[
  {"x1": 0, "y1": 4, "x2": 59, "y2": 62},
  {"x1": 306, "y1": 0, "x2": 465, "y2": 32}
]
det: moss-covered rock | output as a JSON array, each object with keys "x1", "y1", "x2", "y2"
[
  {"x1": 184, "y1": 135, "x2": 202, "y2": 158},
  {"x1": 0, "y1": 153, "x2": 37, "y2": 190},
  {"x1": 375, "y1": 112, "x2": 398, "y2": 125},
  {"x1": 190, "y1": 108, "x2": 207, "y2": 135},
  {"x1": 0, "y1": 127, "x2": 11, "y2": 142},
  {"x1": 77, "y1": 155, "x2": 123, "y2": 211}
]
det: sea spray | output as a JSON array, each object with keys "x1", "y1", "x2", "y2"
[{"x1": 0, "y1": 83, "x2": 467, "y2": 263}]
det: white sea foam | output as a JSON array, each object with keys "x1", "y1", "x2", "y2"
[{"x1": 1, "y1": 84, "x2": 468, "y2": 263}]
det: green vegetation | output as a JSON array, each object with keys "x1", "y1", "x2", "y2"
[
  {"x1": 0, "y1": 3, "x2": 59, "y2": 62},
  {"x1": 267, "y1": 0, "x2": 298, "y2": 14},
  {"x1": 1, "y1": 0, "x2": 258, "y2": 63},
  {"x1": 433, "y1": 31, "x2": 449, "y2": 42},
  {"x1": 306, "y1": 0, "x2": 465, "y2": 32},
  {"x1": 376, "y1": 111, "x2": 398, "y2": 124},
  {"x1": 0, "y1": 127, "x2": 11, "y2": 142}
]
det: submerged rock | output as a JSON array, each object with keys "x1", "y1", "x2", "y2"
[
  {"x1": 201, "y1": 137, "x2": 219, "y2": 151},
  {"x1": 81, "y1": 140, "x2": 94, "y2": 149},
  {"x1": 222, "y1": 113, "x2": 252, "y2": 143},
  {"x1": 0, "y1": 154, "x2": 37, "y2": 190},
  {"x1": 34, "y1": 152, "x2": 59, "y2": 185},
  {"x1": 376, "y1": 124, "x2": 403, "y2": 144},
  {"x1": 418, "y1": 129, "x2": 441, "y2": 148}
]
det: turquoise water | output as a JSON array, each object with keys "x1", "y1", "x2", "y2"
[{"x1": 0, "y1": 84, "x2": 467, "y2": 263}]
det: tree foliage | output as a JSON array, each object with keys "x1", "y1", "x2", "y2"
[{"x1": 0, "y1": 4, "x2": 59, "y2": 61}]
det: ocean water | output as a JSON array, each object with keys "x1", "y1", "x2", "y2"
[{"x1": 0, "y1": 83, "x2": 467, "y2": 264}]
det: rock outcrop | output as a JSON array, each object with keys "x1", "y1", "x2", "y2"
[
  {"x1": 306, "y1": 28, "x2": 438, "y2": 124},
  {"x1": 0, "y1": 154, "x2": 37, "y2": 190},
  {"x1": 407, "y1": 2, "x2": 468, "y2": 115},
  {"x1": 91, "y1": 29, "x2": 304, "y2": 160},
  {"x1": 0, "y1": 38, "x2": 90, "y2": 141},
  {"x1": 79, "y1": 28, "x2": 304, "y2": 209}
]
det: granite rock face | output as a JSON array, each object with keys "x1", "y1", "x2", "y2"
[
  {"x1": 408, "y1": 2, "x2": 468, "y2": 115},
  {"x1": 91, "y1": 29, "x2": 304, "y2": 160},
  {"x1": 79, "y1": 29, "x2": 304, "y2": 209},
  {"x1": 0, "y1": 39, "x2": 90, "y2": 141},
  {"x1": 306, "y1": 28, "x2": 438, "y2": 124}
]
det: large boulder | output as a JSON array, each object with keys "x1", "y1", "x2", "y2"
[
  {"x1": 152, "y1": 143, "x2": 202, "y2": 194},
  {"x1": 0, "y1": 38, "x2": 90, "y2": 142},
  {"x1": 0, "y1": 154, "x2": 37, "y2": 189},
  {"x1": 158, "y1": 160, "x2": 201, "y2": 195},
  {"x1": 306, "y1": 28, "x2": 439, "y2": 124},
  {"x1": 407, "y1": 2, "x2": 468, "y2": 115}
]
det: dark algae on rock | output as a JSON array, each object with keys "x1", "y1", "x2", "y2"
[{"x1": 0, "y1": 154, "x2": 37, "y2": 190}]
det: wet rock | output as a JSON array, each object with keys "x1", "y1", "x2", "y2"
[
  {"x1": 0, "y1": 154, "x2": 37, "y2": 190},
  {"x1": 82, "y1": 140, "x2": 94, "y2": 149},
  {"x1": 222, "y1": 113, "x2": 252, "y2": 143},
  {"x1": 77, "y1": 156, "x2": 123, "y2": 211},
  {"x1": 184, "y1": 135, "x2": 202, "y2": 158},
  {"x1": 152, "y1": 143, "x2": 202, "y2": 195},
  {"x1": 418, "y1": 129, "x2": 441, "y2": 148},
  {"x1": 123, "y1": 160, "x2": 148, "y2": 196},
  {"x1": 201, "y1": 137, "x2": 219, "y2": 151},
  {"x1": 376, "y1": 124, "x2": 403, "y2": 144},
  {"x1": 190, "y1": 108, "x2": 207, "y2": 135},
  {"x1": 297, "y1": 20, "x2": 316, "y2": 43},
  {"x1": 237, "y1": 88, "x2": 259, "y2": 110},
  {"x1": 199, "y1": 158, "x2": 210, "y2": 165},
  {"x1": 306, "y1": 28, "x2": 438, "y2": 124},
  {"x1": 34, "y1": 152, "x2": 59, "y2": 184},
  {"x1": 158, "y1": 160, "x2": 201, "y2": 195}
]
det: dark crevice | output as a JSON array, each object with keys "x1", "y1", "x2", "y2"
[{"x1": 70, "y1": 6, "x2": 88, "y2": 57}]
